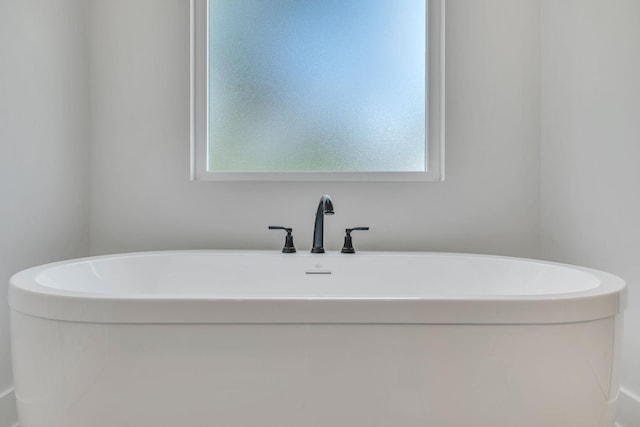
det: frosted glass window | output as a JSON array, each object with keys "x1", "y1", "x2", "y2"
[
  {"x1": 191, "y1": 0, "x2": 443, "y2": 180},
  {"x1": 208, "y1": 0, "x2": 426, "y2": 173}
]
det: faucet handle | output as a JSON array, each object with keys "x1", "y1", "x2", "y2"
[
  {"x1": 341, "y1": 227, "x2": 370, "y2": 254},
  {"x1": 268, "y1": 226, "x2": 296, "y2": 253}
]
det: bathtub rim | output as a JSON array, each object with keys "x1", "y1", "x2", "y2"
[{"x1": 8, "y1": 250, "x2": 627, "y2": 325}]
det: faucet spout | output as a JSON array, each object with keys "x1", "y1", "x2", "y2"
[{"x1": 311, "y1": 195, "x2": 334, "y2": 253}]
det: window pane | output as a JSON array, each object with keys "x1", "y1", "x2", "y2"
[{"x1": 208, "y1": 0, "x2": 426, "y2": 172}]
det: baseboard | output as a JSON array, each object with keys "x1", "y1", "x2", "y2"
[
  {"x1": 616, "y1": 388, "x2": 640, "y2": 427},
  {"x1": 0, "y1": 388, "x2": 17, "y2": 427}
]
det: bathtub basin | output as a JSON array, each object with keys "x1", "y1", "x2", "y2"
[{"x1": 9, "y1": 251, "x2": 627, "y2": 427}]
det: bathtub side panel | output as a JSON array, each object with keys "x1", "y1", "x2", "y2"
[{"x1": 11, "y1": 311, "x2": 617, "y2": 427}]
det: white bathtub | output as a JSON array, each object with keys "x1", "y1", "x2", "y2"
[{"x1": 9, "y1": 251, "x2": 626, "y2": 427}]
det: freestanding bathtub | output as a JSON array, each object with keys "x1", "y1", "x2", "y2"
[{"x1": 9, "y1": 251, "x2": 626, "y2": 427}]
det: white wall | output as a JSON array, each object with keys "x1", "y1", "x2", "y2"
[
  {"x1": 89, "y1": 0, "x2": 541, "y2": 259},
  {"x1": 0, "y1": 1, "x2": 91, "y2": 425},
  {"x1": 540, "y1": 0, "x2": 640, "y2": 425}
]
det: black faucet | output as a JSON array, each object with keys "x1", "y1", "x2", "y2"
[
  {"x1": 311, "y1": 195, "x2": 334, "y2": 253},
  {"x1": 341, "y1": 227, "x2": 370, "y2": 253},
  {"x1": 268, "y1": 226, "x2": 296, "y2": 253}
]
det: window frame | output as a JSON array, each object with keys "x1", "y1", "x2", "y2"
[{"x1": 190, "y1": 0, "x2": 445, "y2": 181}]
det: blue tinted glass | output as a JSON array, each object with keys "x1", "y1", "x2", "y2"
[{"x1": 208, "y1": 0, "x2": 426, "y2": 172}]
